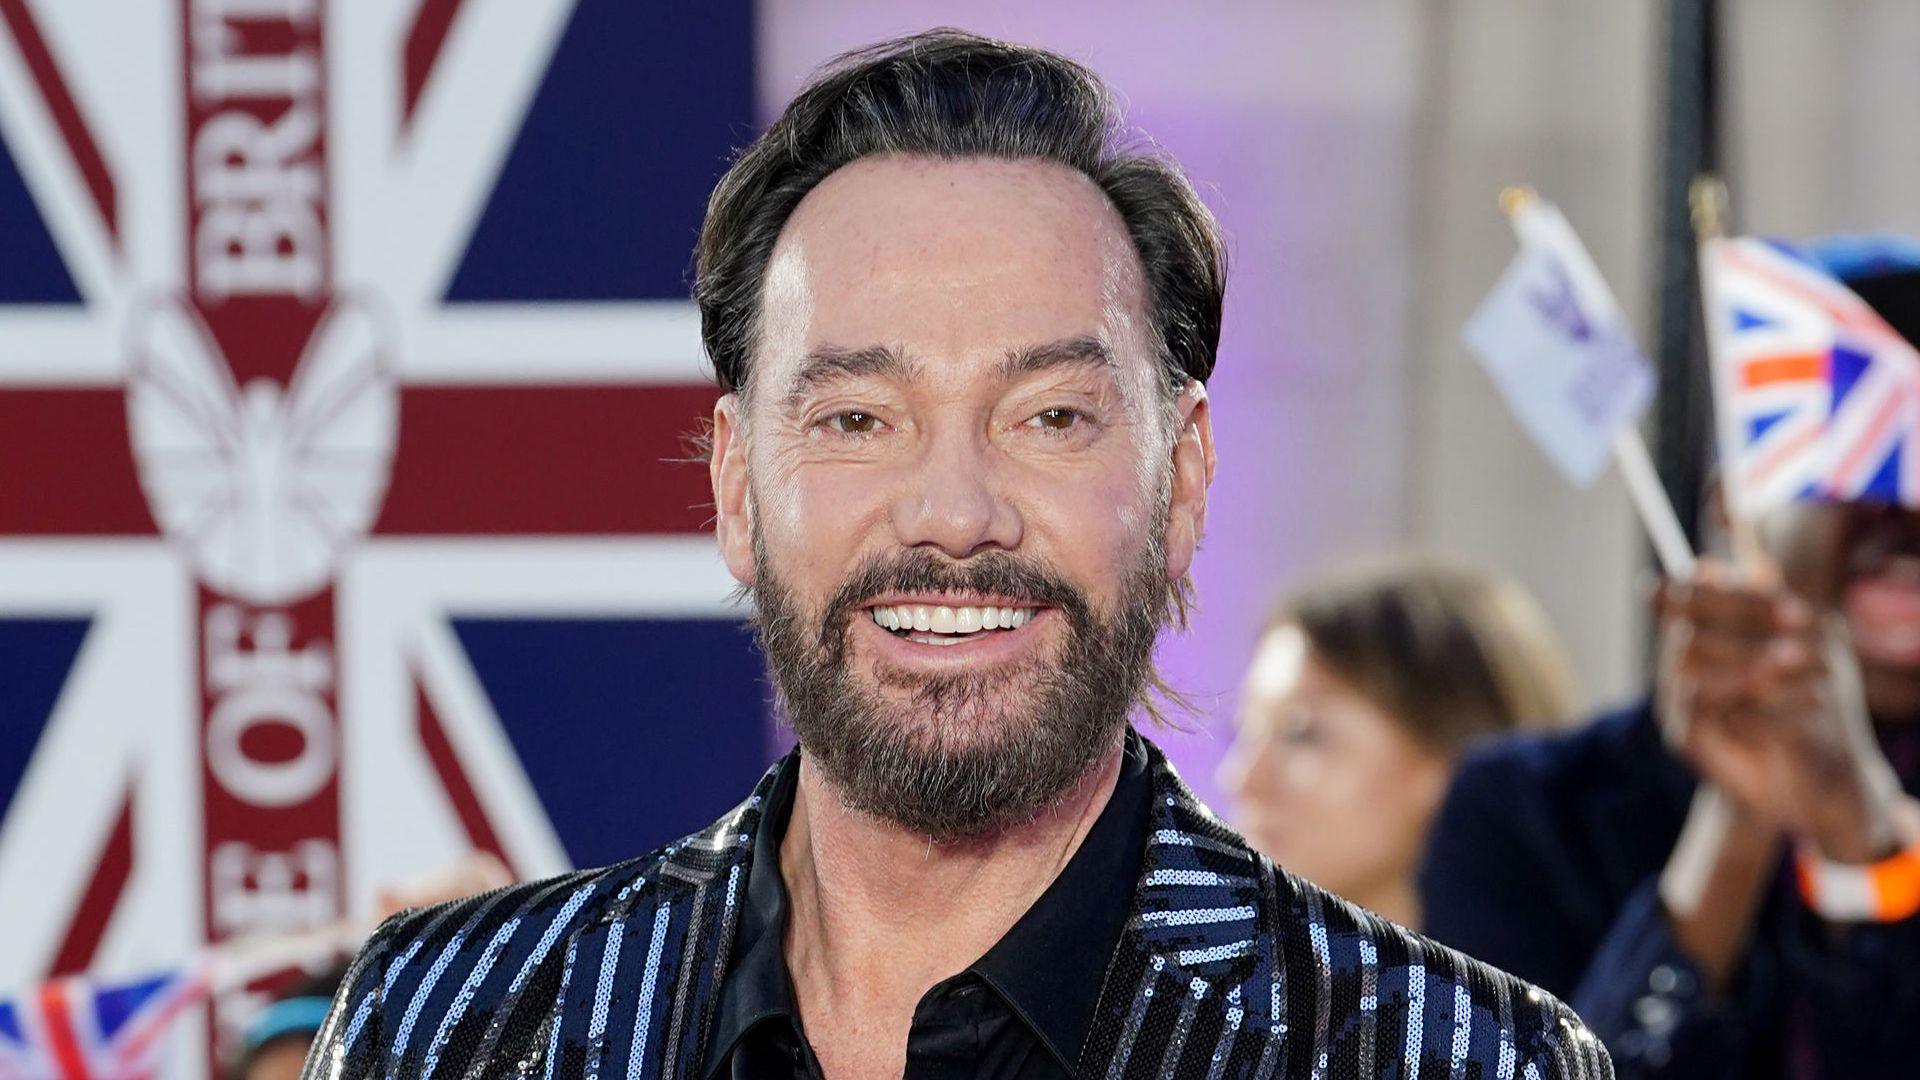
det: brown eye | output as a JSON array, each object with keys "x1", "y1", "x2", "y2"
[
  {"x1": 831, "y1": 411, "x2": 880, "y2": 434},
  {"x1": 1032, "y1": 407, "x2": 1079, "y2": 431}
]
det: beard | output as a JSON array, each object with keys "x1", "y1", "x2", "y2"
[{"x1": 750, "y1": 531, "x2": 1172, "y2": 842}]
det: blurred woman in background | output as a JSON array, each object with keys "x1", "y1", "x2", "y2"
[{"x1": 1217, "y1": 560, "x2": 1579, "y2": 928}]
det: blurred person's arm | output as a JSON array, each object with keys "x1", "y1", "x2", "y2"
[{"x1": 1647, "y1": 567, "x2": 1920, "y2": 1074}]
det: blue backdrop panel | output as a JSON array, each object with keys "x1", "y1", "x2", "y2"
[
  {"x1": 0, "y1": 618, "x2": 91, "y2": 821},
  {"x1": 444, "y1": 0, "x2": 756, "y2": 302},
  {"x1": 452, "y1": 616, "x2": 771, "y2": 869},
  {"x1": 0, "y1": 132, "x2": 81, "y2": 304}
]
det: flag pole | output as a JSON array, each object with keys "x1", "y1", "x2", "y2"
[
  {"x1": 1689, "y1": 174, "x2": 1768, "y2": 577},
  {"x1": 1660, "y1": 174, "x2": 1780, "y2": 923},
  {"x1": 1611, "y1": 428, "x2": 1697, "y2": 580},
  {"x1": 1499, "y1": 186, "x2": 1697, "y2": 581}
]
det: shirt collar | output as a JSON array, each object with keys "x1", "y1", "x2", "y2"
[
  {"x1": 702, "y1": 731, "x2": 1153, "y2": 1077},
  {"x1": 968, "y1": 729, "x2": 1152, "y2": 1069}
]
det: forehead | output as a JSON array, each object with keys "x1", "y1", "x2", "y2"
[
  {"x1": 1244, "y1": 624, "x2": 1310, "y2": 701},
  {"x1": 754, "y1": 154, "x2": 1150, "y2": 392}
]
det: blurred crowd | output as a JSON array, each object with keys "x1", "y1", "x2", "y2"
[{"x1": 1211, "y1": 251, "x2": 1920, "y2": 1077}]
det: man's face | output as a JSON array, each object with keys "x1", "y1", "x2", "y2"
[{"x1": 707, "y1": 155, "x2": 1213, "y2": 837}]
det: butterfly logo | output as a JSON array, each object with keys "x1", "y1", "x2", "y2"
[
  {"x1": 124, "y1": 296, "x2": 399, "y2": 604},
  {"x1": 1528, "y1": 258, "x2": 1594, "y2": 343}
]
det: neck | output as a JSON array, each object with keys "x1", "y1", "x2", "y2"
[{"x1": 778, "y1": 739, "x2": 1124, "y2": 1075}]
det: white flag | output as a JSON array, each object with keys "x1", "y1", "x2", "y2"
[{"x1": 1462, "y1": 198, "x2": 1656, "y2": 485}]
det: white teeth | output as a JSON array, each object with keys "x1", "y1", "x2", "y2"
[{"x1": 871, "y1": 604, "x2": 1038, "y2": 636}]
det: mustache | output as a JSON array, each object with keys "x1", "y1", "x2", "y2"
[{"x1": 823, "y1": 549, "x2": 1092, "y2": 628}]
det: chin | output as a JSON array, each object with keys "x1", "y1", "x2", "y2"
[{"x1": 857, "y1": 671, "x2": 1054, "y2": 752}]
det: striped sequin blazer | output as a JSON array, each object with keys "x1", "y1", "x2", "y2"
[{"x1": 301, "y1": 737, "x2": 1611, "y2": 1079}]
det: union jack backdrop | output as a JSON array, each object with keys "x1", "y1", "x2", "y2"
[
  {"x1": 1702, "y1": 236, "x2": 1920, "y2": 513},
  {"x1": 0, "y1": 1, "x2": 769, "y2": 1075}
]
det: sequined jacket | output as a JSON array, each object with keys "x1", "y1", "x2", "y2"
[{"x1": 301, "y1": 737, "x2": 1611, "y2": 1078}]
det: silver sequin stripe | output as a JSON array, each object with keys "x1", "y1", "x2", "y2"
[
  {"x1": 1494, "y1": 967, "x2": 1517, "y2": 1080},
  {"x1": 1104, "y1": 954, "x2": 1167, "y2": 1080},
  {"x1": 1303, "y1": 887, "x2": 1332, "y2": 1080},
  {"x1": 390, "y1": 889, "x2": 529, "y2": 1073},
  {"x1": 1251, "y1": 857, "x2": 1288, "y2": 1080},
  {"x1": 455, "y1": 879, "x2": 604, "y2": 1080},
  {"x1": 420, "y1": 876, "x2": 585, "y2": 1080},
  {"x1": 1151, "y1": 976, "x2": 1209, "y2": 1078}
]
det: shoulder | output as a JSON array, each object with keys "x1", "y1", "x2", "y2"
[
  {"x1": 369, "y1": 858, "x2": 648, "y2": 996},
  {"x1": 307, "y1": 792, "x2": 768, "y2": 1078},
  {"x1": 1270, "y1": 864, "x2": 1613, "y2": 1077},
  {"x1": 1119, "y1": 738, "x2": 1611, "y2": 1078}
]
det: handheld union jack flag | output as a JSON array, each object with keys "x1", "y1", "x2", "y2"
[
  {"x1": 1701, "y1": 236, "x2": 1920, "y2": 513},
  {"x1": 0, "y1": 962, "x2": 209, "y2": 1080}
]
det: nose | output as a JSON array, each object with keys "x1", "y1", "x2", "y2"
[{"x1": 890, "y1": 422, "x2": 1023, "y2": 558}]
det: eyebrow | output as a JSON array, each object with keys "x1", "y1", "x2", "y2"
[
  {"x1": 780, "y1": 335, "x2": 1118, "y2": 408},
  {"x1": 996, "y1": 336, "x2": 1116, "y2": 382},
  {"x1": 783, "y1": 345, "x2": 919, "y2": 407}
]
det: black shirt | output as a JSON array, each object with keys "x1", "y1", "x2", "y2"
[{"x1": 702, "y1": 734, "x2": 1152, "y2": 1079}]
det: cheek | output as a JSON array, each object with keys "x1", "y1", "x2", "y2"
[
  {"x1": 1283, "y1": 746, "x2": 1430, "y2": 881},
  {"x1": 1355, "y1": 748, "x2": 1450, "y2": 858},
  {"x1": 751, "y1": 462, "x2": 892, "y2": 593},
  {"x1": 1273, "y1": 745, "x2": 1358, "y2": 812},
  {"x1": 1015, "y1": 456, "x2": 1158, "y2": 580}
]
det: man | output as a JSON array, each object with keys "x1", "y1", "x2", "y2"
[
  {"x1": 1422, "y1": 251, "x2": 1920, "y2": 1077},
  {"x1": 303, "y1": 31, "x2": 1608, "y2": 1079}
]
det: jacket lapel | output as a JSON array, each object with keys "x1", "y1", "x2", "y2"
[
  {"x1": 1080, "y1": 739, "x2": 1290, "y2": 1078},
  {"x1": 561, "y1": 758, "x2": 779, "y2": 1079}
]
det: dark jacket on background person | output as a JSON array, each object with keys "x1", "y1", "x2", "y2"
[
  {"x1": 1421, "y1": 700, "x2": 1920, "y2": 1078},
  {"x1": 302, "y1": 733, "x2": 1609, "y2": 1078}
]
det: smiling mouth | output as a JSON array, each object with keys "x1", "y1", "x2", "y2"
[{"x1": 868, "y1": 603, "x2": 1042, "y2": 646}]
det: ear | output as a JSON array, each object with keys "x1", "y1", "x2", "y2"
[
  {"x1": 710, "y1": 394, "x2": 756, "y2": 587},
  {"x1": 1162, "y1": 380, "x2": 1216, "y2": 582}
]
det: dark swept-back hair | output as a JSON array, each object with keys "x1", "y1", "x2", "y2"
[{"x1": 694, "y1": 28, "x2": 1227, "y2": 399}]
